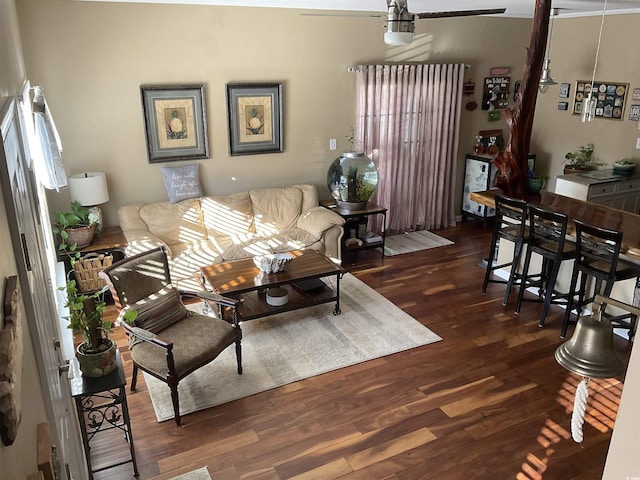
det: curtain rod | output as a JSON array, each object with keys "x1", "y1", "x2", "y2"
[{"x1": 347, "y1": 64, "x2": 470, "y2": 72}]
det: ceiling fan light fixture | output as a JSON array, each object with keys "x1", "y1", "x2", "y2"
[
  {"x1": 384, "y1": 30, "x2": 414, "y2": 45},
  {"x1": 385, "y1": 0, "x2": 415, "y2": 45}
]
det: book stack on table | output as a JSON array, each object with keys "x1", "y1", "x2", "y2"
[{"x1": 362, "y1": 232, "x2": 383, "y2": 243}]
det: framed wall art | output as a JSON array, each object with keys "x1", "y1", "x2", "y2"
[
  {"x1": 482, "y1": 76, "x2": 510, "y2": 111},
  {"x1": 572, "y1": 81, "x2": 628, "y2": 121},
  {"x1": 226, "y1": 82, "x2": 283, "y2": 155},
  {"x1": 140, "y1": 84, "x2": 209, "y2": 163}
]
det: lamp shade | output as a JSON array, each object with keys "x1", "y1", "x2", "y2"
[{"x1": 68, "y1": 172, "x2": 109, "y2": 206}]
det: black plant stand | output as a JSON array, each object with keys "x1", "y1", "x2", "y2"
[{"x1": 71, "y1": 350, "x2": 138, "y2": 479}]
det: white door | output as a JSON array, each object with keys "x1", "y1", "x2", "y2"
[{"x1": 1, "y1": 96, "x2": 87, "y2": 479}]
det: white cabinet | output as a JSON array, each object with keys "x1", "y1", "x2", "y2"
[
  {"x1": 555, "y1": 172, "x2": 640, "y2": 214},
  {"x1": 462, "y1": 154, "x2": 499, "y2": 220}
]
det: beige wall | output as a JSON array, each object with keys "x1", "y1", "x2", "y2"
[
  {"x1": 17, "y1": 0, "x2": 532, "y2": 226},
  {"x1": 531, "y1": 13, "x2": 640, "y2": 190},
  {"x1": 0, "y1": 1, "x2": 49, "y2": 478}
]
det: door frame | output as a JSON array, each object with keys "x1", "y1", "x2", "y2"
[{"x1": 1, "y1": 90, "x2": 87, "y2": 479}]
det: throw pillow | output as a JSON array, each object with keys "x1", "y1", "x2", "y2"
[
  {"x1": 161, "y1": 164, "x2": 203, "y2": 203},
  {"x1": 129, "y1": 286, "x2": 187, "y2": 334}
]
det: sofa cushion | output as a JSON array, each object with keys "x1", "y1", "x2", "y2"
[
  {"x1": 221, "y1": 228, "x2": 317, "y2": 259},
  {"x1": 166, "y1": 239, "x2": 231, "y2": 291},
  {"x1": 201, "y1": 192, "x2": 255, "y2": 237},
  {"x1": 139, "y1": 200, "x2": 206, "y2": 246},
  {"x1": 250, "y1": 186, "x2": 303, "y2": 234},
  {"x1": 294, "y1": 184, "x2": 320, "y2": 214}
]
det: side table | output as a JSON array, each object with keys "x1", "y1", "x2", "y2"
[
  {"x1": 70, "y1": 350, "x2": 138, "y2": 479},
  {"x1": 321, "y1": 200, "x2": 387, "y2": 262}
]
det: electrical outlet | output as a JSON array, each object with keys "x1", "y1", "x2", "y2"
[
  {"x1": 329, "y1": 138, "x2": 337, "y2": 150},
  {"x1": 636, "y1": 138, "x2": 640, "y2": 149}
]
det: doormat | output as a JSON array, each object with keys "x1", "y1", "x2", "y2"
[{"x1": 380, "y1": 230, "x2": 454, "y2": 256}]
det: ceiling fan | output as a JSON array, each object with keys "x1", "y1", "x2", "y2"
[
  {"x1": 384, "y1": 0, "x2": 506, "y2": 44},
  {"x1": 304, "y1": 1, "x2": 507, "y2": 45}
]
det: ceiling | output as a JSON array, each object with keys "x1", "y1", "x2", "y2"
[{"x1": 80, "y1": 0, "x2": 640, "y2": 18}]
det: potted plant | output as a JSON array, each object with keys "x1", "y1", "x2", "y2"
[
  {"x1": 53, "y1": 200, "x2": 100, "y2": 249},
  {"x1": 326, "y1": 126, "x2": 379, "y2": 210},
  {"x1": 527, "y1": 173, "x2": 549, "y2": 194},
  {"x1": 59, "y1": 267, "x2": 136, "y2": 377},
  {"x1": 612, "y1": 158, "x2": 636, "y2": 175},
  {"x1": 564, "y1": 143, "x2": 604, "y2": 174}
]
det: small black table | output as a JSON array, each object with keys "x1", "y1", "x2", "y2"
[
  {"x1": 321, "y1": 200, "x2": 388, "y2": 262},
  {"x1": 70, "y1": 350, "x2": 138, "y2": 479}
]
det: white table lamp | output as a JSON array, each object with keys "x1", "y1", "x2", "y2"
[{"x1": 68, "y1": 172, "x2": 109, "y2": 231}]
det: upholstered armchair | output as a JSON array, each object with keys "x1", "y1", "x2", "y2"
[{"x1": 99, "y1": 246, "x2": 242, "y2": 425}]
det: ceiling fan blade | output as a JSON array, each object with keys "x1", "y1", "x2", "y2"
[
  {"x1": 415, "y1": 8, "x2": 506, "y2": 19},
  {"x1": 300, "y1": 12, "x2": 383, "y2": 17}
]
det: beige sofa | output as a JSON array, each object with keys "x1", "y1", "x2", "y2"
[{"x1": 118, "y1": 184, "x2": 344, "y2": 290}]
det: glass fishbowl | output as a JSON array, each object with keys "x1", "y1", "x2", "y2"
[{"x1": 327, "y1": 151, "x2": 378, "y2": 210}]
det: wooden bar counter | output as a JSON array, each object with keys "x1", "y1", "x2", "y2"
[{"x1": 470, "y1": 189, "x2": 640, "y2": 260}]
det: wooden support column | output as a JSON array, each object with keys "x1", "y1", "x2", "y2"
[{"x1": 494, "y1": 0, "x2": 552, "y2": 197}]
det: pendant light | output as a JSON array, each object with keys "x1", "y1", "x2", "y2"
[
  {"x1": 582, "y1": 0, "x2": 608, "y2": 122},
  {"x1": 538, "y1": 8, "x2": 558, "y2": 94}
]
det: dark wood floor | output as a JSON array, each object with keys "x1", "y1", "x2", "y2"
[{"x1": 93, "y1": 221, "x2": 633, "y2": 480}]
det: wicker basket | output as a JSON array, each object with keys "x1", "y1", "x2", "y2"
[
  {"x1": 65, "y1": 225, "x2": 95, "y2": 249},
  {"x1": 73, "y1": 253, "x2": 113, "y2": 292}
]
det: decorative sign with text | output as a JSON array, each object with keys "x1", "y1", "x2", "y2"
[{"x1": 482, "y1": 76, "x2": 511, "y2": 111}]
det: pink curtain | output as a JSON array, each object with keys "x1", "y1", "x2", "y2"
[{"x1": 356, "y1": 64, "x2": 464, "y2": 233}]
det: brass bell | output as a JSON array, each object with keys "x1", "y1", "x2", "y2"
[{"x1": 555, "y1": 305, "x2": 624, "y2": 379}]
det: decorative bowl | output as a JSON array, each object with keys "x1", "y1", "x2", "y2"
[
  {"x1": 613, "y1": 161, "x2": 635, "y2": 175},
  {"x1": 253, "y1": 253, "x2": 294, "y2": 274},
  {"x1": 266, "y1": 287, "x2": 289, "y2": 306}
]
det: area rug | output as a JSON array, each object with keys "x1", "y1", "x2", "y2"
[
  {"x1": 380, "y1": 230, "x2": 454, "y2": 256},
  {"x1": 169, "y1": 467, "x2": 212, "y2": 480},
  {"x1": 144, "y1": 273, "x2": 442, "y2": 422}
]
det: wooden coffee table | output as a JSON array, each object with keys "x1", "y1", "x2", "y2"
[{"x1": 199, "y1": 249, "x2": 345, "y2": 322}]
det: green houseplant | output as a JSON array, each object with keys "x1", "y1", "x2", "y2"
[
  {"x1": 327, "y1": 126, "x2": 379, "y2": 210},
  {"x1": 564, "y1": 143, "x2": 604, "y2": 174},
  {"x1": 59, "y1": 265, "x2": 136, "y2": 377},
  {"x1": 612, "y1": 158, "x2": 636, "y2": 175},
  {"x1": 57, "y1": 231, "x2": 136, "y2": 377},
  {"x1": 527, "y1": 174, "x2": 549, "y2": 194},
  {"x1": 53, "y1": 200, "x2": 100, "y2": 249}
]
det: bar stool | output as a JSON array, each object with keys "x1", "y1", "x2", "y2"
[
  {"x1": 561, "y1": 219, "x2": 640, "y2": 339},
  {"x1": 515, "y1": 205, "x2": 576, "y2": 327},
  {"x1": 482, "y1": 194, "x2": 528, "y2": 306}
]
